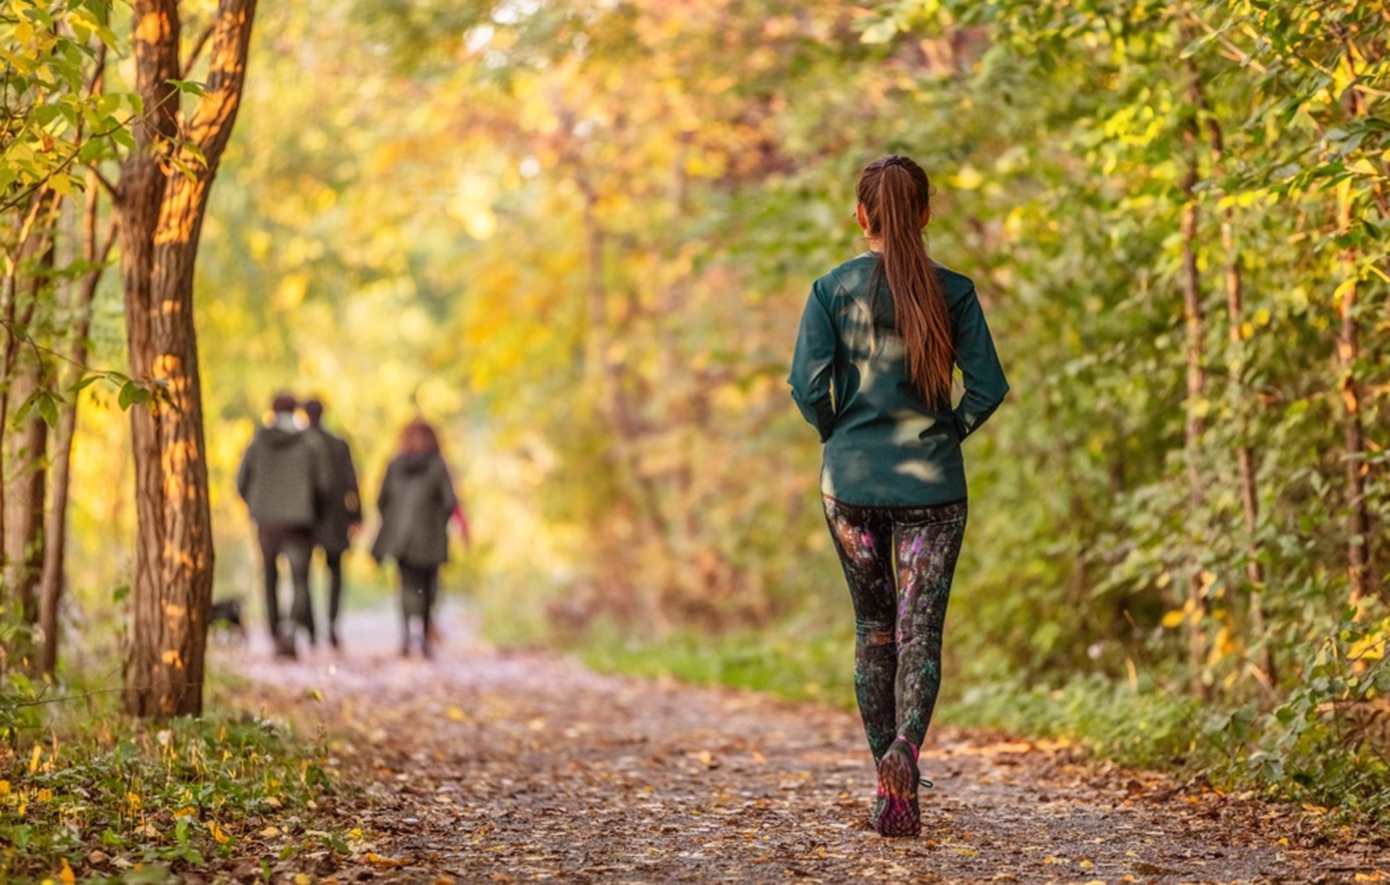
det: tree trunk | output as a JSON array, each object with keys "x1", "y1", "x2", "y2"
[
  {"x1": 1335, "y1": 38, "x2": 1377, "y2": 609},
  {"x1": 3, "y1": 354, "x2": 48, "y2": 629},
  {"x1": 1180, "y1": 57, "x2": 1208, "y2": 694},
  {"x1": 1336, "y1": 187, "x2": 1372, "y2": 608},
  {"x1": 118, "y1": 0, "x2": 258, "y2": 717},
  {"x1": 1193, "y1": 76, "x2": 1275, "y2": 685},
  {"x1": 38, "y1": 179, "x2": 114, "y2": 677},
  {"x1": 1, "y1": 198, "x2": 57, "y2": 644},
  {"x1": 0, "y1": 192, "x2": 58, "y2": 614}
]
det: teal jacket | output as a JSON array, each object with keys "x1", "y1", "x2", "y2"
[{"x1": 789, "y1": 253, "x2": 1008, "y2": 506}]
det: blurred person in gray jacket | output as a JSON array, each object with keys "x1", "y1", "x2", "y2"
[
  {"x1": 371, "y1": 419, "x2": 459, "y2": 659},
  {"x1": 302, "y1": 397, "x2": 362, "y2": 650},
  {"x1": 236, "y1": 392, "x2": 332, "y2": 658}
]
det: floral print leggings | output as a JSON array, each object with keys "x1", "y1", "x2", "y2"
[{"x1": 822, "y1": 496, "x2": 968, "y2": 764}]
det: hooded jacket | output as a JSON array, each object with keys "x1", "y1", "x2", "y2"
[
  {"x1": 788, "y1": 253, "x2": 1009, "y2": 507},
  {"x1": 304, "y1": 425, "x2": 362, "y2": 554},
  {"x1": 371, "y1": 452, "x2": 458, "y2": 568},
  {"x1": 236, "y1": 421, "x2": 332, "y2": 527}
]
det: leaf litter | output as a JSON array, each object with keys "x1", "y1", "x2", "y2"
[{"x1": 209, "y1": 607, "x2": 1386, "y2": 884}]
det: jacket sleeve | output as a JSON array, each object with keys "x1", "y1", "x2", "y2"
[
  {"x1": 341, "y1": 440, "x2": 362, "y2": 523},
  {"x1": 307, "y1": 435, "x2": 335, "y2": 519},
  {"x1": 375, "y1": 462, "x2": 393, "y2": 517},
  {"x1": 236, "y1": 438, "x2": 254, "y2": 503},
  {"x1": 437, "y1": 458, "x2": 459, "y2": 522},
  {"x1": 788, "y1": 282, "x2": 838, "y2": 442},
  {"x1": 370, "y1": 463, "x2": 394, "y2": 563},
  {"x1": 951, "y1": 286, "x2": 1009, "y2": 439}
]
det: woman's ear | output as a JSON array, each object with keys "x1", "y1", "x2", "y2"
[
  {"x1": 920, "y1": 206, "x2": 932, "y2": 228},
  {"x1": 856, "y1": 203, "x2": 869, "y2": 232}
]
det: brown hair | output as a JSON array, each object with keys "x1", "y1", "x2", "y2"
[
  {"x1": 856, "y1": 155, "x2": 954, "y2": 407},
  {"x1": 397, "y1": 419, "x2": 441, "y2": 457}
]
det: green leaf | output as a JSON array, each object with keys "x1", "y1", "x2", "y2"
[
  {"x1": 118, "y1": 380, "x2": 139, "y2": 409},
  {"x1": 110, "y1": 125, "x2": 136, "y2": 150},
  {"x1": 11, "y1": 391, "x2": 38, "y2": 427},
  {"x1": 37, "y1": 392, "x2": 59, "y2": 427},
  {"x1": 168, "y1": 78, "x2": 208, "y2": 96},
  {"x1": 69, "y1": 373, "x2": 103, "y2": 394}
]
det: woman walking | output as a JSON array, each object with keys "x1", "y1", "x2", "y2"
[
  {"x1": 371, "y1": 419, "x2": 459, "y2": 658},
  {"x1": 788, "y1": 155, "x2": 1008, "y2": 837}
]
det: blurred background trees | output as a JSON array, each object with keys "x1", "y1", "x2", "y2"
[{"x1": 3, "y1": 0, "x2": 1388, "y2": 812}]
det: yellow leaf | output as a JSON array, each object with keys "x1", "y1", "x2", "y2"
[
  {"x1": 1161, "y1": 609, "x2": 1185, "y2": 629},
  {"x1": 0, "y1": 780, "x2": 8, "y2": 794},
  {"x1": 446, "y1": 707, "x2": 467, "y2": 722},
  {"x1": 949, "y1": 165, "x2": 984, "y2": 190},
  {"x1": 207, "y1": 820, "x2": 231, "y2": 844},
  {"x1": 126, "y1": 792, "x2": 142, "y2": 811},
  {"x1": 1348, "y1": 625, "x2": 1388, "y2": 662},
  {"x1": 30, "y1": 745, "x2": 42, "y2": 773},
  {"x1": 275, "y1": 273, "x2": 310, "y2": 311},
  {"x1": 364, "y1": 852, "x2": 410, "y2": 866},
  {"x1": 59, "y1": 859, "x2": 75, "y2": 885},
  {"x1": 295, "y1": 875, "x2": 311, "y2": 885},
  {"x1": 173, "y1": 807, "x2": 197, "y2": 818}
]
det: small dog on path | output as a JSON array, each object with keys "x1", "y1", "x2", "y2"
[{"x1": 209, "y1": 597, "x2": 246, "y2": 643}]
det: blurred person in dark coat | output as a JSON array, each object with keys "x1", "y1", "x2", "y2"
[
  {"x1": 302, "y1": 397, "x2": 362, "y2": 649},
  {"x1": 236, "y1": 392, "x2": 332, "y2": 658},
  {"x1": 371, "y1": 419, "x2": 459, "y2": 659}
]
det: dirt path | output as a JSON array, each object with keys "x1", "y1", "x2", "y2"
[{"x1": 217, "y1": 606, "x2": 1385, "y2": 884}]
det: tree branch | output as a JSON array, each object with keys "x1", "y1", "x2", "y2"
[
  {"x1": 181, "y1": 22, "x2": 217, "y2": 78},
  {"x1": 186, "y1": 0, "x2": 259, "y2": 167}
]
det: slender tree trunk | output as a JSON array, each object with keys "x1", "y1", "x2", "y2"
[
  {"x1": 1336, "y1": 188, "x2": 1372, "y2": 608},
  {"x1": 0, "y1": 193, "x2": 57, "y2": 584},
  {"x1": 1, "y1": 196, "x2": 57, "y2": 641},
  {"x1": 3, "y1": 353, "x2": 48, "y2": 628},
  {"x1": 39, "y1": 178, "x2": 114, "y2": 677},
  {"x1": 571, "y1": 157, "x2": 675, "y2": 626},
  {"x1": 1194, "y1": 76, "x2": 1275, "y2": 684},
  {"x1": 1180, "y1": 57, "x2": 1208, "y2": 694},
  {"x1": 1335, "y1": 39, "x2": 1376, "y2": 608},
  {"x1": 118, "y1": 0, "x2": 257, "y2": 717}
]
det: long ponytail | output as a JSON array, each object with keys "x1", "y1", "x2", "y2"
[{"x1": 856, "y1": 155, "x2": 954, "y2": 407}]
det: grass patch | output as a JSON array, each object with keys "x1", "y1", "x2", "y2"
[
  {"x1": 572, "y1": 614, "x2": 857, "y2": 707},
  {"x1": 945, "y1": 673, "x2": 1203, "y2": 769},
  {"x1": 1, "y1": 667, "x2": 342, "y2": 883}
]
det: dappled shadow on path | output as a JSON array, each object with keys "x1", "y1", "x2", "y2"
[{"x1": 213, "y1": 607, "x2": 1384, "y2": 884}]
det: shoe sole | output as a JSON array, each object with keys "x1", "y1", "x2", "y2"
[{"x1": 875, "y1": 746, "x2": 921, "y2": 837}]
